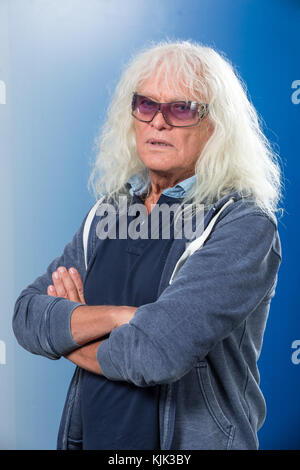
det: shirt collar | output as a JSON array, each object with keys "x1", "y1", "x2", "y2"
[{"x1": 126, "y1": 169, "x2": 196, "y2": 199}]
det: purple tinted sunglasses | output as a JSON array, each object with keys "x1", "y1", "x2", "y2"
[{"x1": 131, "y1": 93, "x2": 209, "y2": 128}]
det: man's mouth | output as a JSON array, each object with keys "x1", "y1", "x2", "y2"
[{"x1": 147, "y1": 139, "x2": 173, "y2": 147}]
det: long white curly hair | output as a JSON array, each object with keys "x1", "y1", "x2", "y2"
[{"x1": 88, "y1": 40, "x2": 283, "y2": 218}]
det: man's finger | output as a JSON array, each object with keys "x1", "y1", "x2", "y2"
[
  {"x1": 69, "y1": 267, "x2": 86, "y2": 304},
  {"x1": 47, "y1": 285, "x2": 58, "y2": 297},
  {"x1": 52, "y1": 270, "x2": 68, "y2": 298},
  {"x1": 56, "y1": 266, "x2": 80, "y2": 302}
]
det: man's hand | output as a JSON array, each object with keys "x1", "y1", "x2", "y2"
[
  {"x1": 47, "y1": 266, "x2": 85, "y2": 304},
  {"x1": 47, "y1": 266, "x2": 138, "y2": 374},
  {"x1": 47, "y1": 265, "x2": 138, "y2": 346}
]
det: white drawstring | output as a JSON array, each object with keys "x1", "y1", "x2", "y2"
[
  {"x1": 169, "y1": 198, "x2": 235, "y2": 285},
  {"x1": 83, "y1": 196, "x2": 105, "y2": 270}
]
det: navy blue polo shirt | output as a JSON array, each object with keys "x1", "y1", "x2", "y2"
[{"x1": 80, "y1": 174, "x2": 196, "y2": 450}]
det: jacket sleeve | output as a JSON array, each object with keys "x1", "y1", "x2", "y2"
[
  {"x1": 12, "y1": 211, "x2": 89, "y2": 360},
  {"x1": 97, "y1": 213, "x2": 282, "y2": 386}
]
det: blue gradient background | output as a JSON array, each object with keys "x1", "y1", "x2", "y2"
[{"x1": 0, "y1": 0, "x2": 299, "y2": 449}]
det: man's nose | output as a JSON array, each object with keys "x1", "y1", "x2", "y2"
[{"x1": 150, "y1": 110, "x2": 172, "y2": 130}]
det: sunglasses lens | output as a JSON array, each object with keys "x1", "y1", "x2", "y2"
[
  {"x1": 164, "y1": 102, "x2": 198, "y2": 126},
  {"x1": 132, "y1": 95, "x2": 158, "y2": 121}
]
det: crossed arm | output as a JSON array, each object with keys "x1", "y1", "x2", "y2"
[
  {"x1": 14, "y1": 211, "x2": 281, "y2": 386},
  {"x1": 47, "y1": 265, "x2": 137, "y2": 375}
]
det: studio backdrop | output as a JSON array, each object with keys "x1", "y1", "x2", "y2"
[{"x1": 0, "y1": 0, "x2": 299, "y2": 450}]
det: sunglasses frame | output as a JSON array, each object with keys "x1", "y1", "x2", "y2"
[{"x1": 131, "y1": 92, "x2": 209, "y2": 128}]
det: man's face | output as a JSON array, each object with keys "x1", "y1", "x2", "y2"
[{"x1": 133, "y1": 72, "x2": 214, "y2": 179}]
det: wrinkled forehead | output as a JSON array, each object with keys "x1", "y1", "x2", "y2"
[{"x1": 136, "y1": 64, "x2": 208, "y2": 103}]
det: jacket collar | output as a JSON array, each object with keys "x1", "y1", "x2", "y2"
[{"x1": 212, "y1": 189, "x2": 251, "y2": 212}]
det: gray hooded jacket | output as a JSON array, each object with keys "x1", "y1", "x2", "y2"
[{"x1": 13, "y1": 190, "x2": 282, "y2": 450}]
